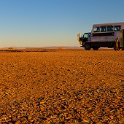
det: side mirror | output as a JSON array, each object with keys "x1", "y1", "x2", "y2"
[{"x1": 77, "y1": 33, "x2": 81, "y2": 41}]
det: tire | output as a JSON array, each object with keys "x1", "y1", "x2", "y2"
[{"x1": 84, "y1": 44, "x2": 91, "y2": 50}]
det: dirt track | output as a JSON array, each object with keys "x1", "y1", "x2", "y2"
[{"x1": 0, "y1": 50, "x2": 124, "y2": 124}]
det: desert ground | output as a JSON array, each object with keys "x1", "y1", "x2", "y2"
[{"x1": 0, "y1": 49, "x2": 124, "y2": 124}]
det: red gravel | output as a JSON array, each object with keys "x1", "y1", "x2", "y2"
[{"x1": 0, "y1": 50, "x2": 124, "y2": 124}]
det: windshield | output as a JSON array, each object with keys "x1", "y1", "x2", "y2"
[{"x1": 83, "y1": 33, "x2": 89, "y2": 38}]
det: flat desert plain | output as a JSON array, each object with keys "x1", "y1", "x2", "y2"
[{"x1": 0, "y1": 49, "x2": 124, "y2": 124}]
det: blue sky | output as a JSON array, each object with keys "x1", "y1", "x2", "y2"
[{"x1": 0, "y1": 0, "x2": 124, "y2": 47}]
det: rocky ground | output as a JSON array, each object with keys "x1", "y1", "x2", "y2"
[{"x1": 0, "y1": 49, "x2": 124, "y2": 124}]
